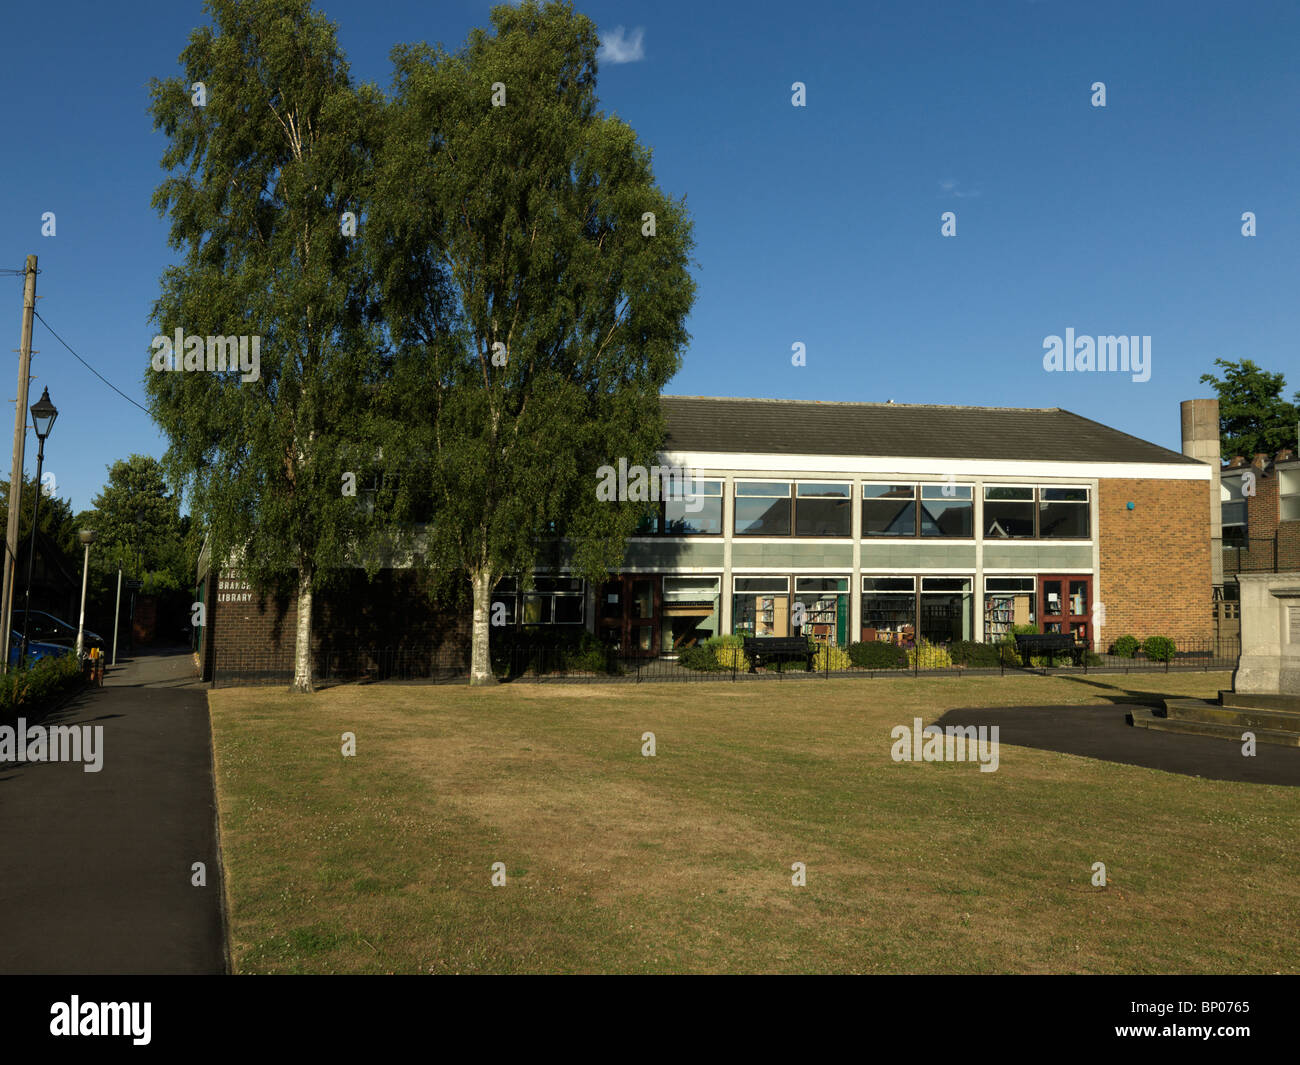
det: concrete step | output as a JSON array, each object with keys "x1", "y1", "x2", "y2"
[
  {"x1": 1165, "y1": 698, "x2": 1300, "y2": 733},
  {"x1": 1217, "y1": 690, "x2": 1300, "y2": 713},
  {"x1": 1129, "y1": 708, "x2": 1300, "y2": 747}
]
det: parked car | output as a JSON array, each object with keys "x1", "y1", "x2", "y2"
[
  {"x1": 13, "y1": 610, "x2": 104, "y2": 655},
  {"x1": 8, "y1": 630, "x2": 75, "y2": 668}
]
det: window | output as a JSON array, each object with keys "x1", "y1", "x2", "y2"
[
  {"x1": 662, "y1": 576, "x2": 721, "y2": 651},
  {"x1": 983, "y1": 486, "x2": 1035, "y2": 538},
  {"x1": 861, "y1": 576, "x2": 916, "y2": 644},
  {"x1": 919, "y1": 577, "x2": 973, "y2": 643},
  {"x1": 862, "y1": 484, "x2": 917, "y2": 536},
  {"x1": 795, "y1": 483, "x2": 852, "y2": 536},
  {"x1": 732, "y1": 576, "x2": 790, "y2": 636},
  {"x1": 984, "y1": 577, "x2": 1036, "y2": 639},
  {"x1": 491, "y1": 577, "x2": 518, "y2": 625},
  {"x1": 920, "y1": 484, "x2": 973, "y2": 537},
  {"x1": 1039, "y1": 486, "x2": 1090, "y2": 538},
  {"x1": 1281, "y1": 469, "x2": 1300, "y2": 523},
  {"x1": 665, "y1": 479, "x2": 724, "y2": 535},
  {"x1": 734, "y1": 482, "x2": 792, "y2": 535},
  {"x1": 793, "y1": 576, "x2": 850, "y2": 646},
  {"x1": 522, "y1": 577, "x2": 584, "y2": 625}
]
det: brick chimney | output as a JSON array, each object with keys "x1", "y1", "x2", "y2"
[{"x1": 1181, "y1": 398, "x2": 1222, "y2": 588}]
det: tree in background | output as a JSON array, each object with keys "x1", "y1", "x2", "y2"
[
  {"x1": 1, "y1": 475, "x2": 79, "y2": 562},
  {"x1": 77, "y1": 454, "x2": 191, "y2": 593},
  {"x1": 368, "y1": 0, "x2": 696, "y2": 683},
  {"x1": 1199, "y1": 358, "x2": 1300, "y2": 459},
  {"x1": 147, "y1": 0, "x2": 384, "y2": 691}
]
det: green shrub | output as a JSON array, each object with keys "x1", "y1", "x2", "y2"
[
  {"x1": 846, "y1": 641, "x2": 908, "y2": 669},
  {"x1": 908, "y1": 639, "x2": 953, "y2": 670},
  {"x1": 1111, "y1": 634, "x2": 1139, "y2": 658},
  {"x1": 677, "y1": 644, "x2": 721, "y2": 672},
  {"x1": 1085, "y1": 651, "x2": 1104, "y2": 666},
  {"x1": 949, "y1": 640, "x2": 1002, "y2": 668},
  {"x1": 1142, "y1": 635, "x2": 1177, "y2": 663},
  {"x1": 0, "y1": 651, "x2": 82, "y2": 718},
  {"x1": 706, "y1": 634, "x2": 750, "y2": 673},
  {"x1": 813, "y1": 643, "x2": 853, "y2": 672}
]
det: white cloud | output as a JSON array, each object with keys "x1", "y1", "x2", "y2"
[
  {"x1": 939, "y1": 178, "x2": 981, "y2": 199},
  {"x1": 598, "y1": 26, "x2": 646, "y2": 64}
]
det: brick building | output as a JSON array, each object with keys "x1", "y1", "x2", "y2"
[{"x1": 197, "y1": 396, "x2": 1216, "y2": 684}]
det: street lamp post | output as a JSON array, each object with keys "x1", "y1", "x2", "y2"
[
  {"x1": 18, "y1": 388, "x2": 57, "y2": 666},
  {"x1": 76, "y1": 529, "x2": 97, "y2": 659}
]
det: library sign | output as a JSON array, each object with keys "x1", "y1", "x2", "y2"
[{"x1": 217, "y1": 574, "x2": 254, "y2": 604}]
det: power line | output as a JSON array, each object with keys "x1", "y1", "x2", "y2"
[{"x1": 32, "y1": 311, "x2": 154, "y2": 417}]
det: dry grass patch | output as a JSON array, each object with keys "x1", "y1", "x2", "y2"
[{"x1": 209, "y1": 671, "x2": 1300, "y2": 973}]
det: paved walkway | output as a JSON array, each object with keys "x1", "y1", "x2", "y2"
[
  {"x1": 936, "y1": 702, "x2": 1300, "y2": 786},
  {"x1": 0, "y1": 647, "x2": 227, "y2": 973}
]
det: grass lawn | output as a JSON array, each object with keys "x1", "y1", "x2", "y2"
[{"x1": 208, "y1": 670, "x2": 1300, "y2": 974}]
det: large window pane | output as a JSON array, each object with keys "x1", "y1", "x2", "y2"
[
  {"x1": 1038, "y1": 486, "x2": 1090, "y2": 538},
  {"x1": 732, "y1": 577, "x2": 790, "y2": 637},
  {"x1": 734, "y1": 482, "x2": 792, "y2": 535},
  {"x1": 984, "y1": 576, "x2": 1036, "y2": 639},
  {"x1": 664, "y1": 479, "x2": 723, "y2": 534},
  {"x1": 793, "y1": 576, "x2": 850, "y2": 646},
  {"x1": 663, "y1": 576, "x2": 720, "y2": 651},
  {"x1": 920, "y1": 577, "x2": 972, "y2": 643},
  {"x1": 795, "y1": 483, "x2": 851, "y2": 536},
  {"x1": 862, "y1": 484, "x2": 916, "y2": 537},
  {"x1": 861, "y1": 576, "x2": 915, "y2": 644},
  {"x1": 984, "y1": 486, "x2": 1034, "y2": 538},
  {"x1": 920, "y1": 484, "x2": 973, "y2": 537}
]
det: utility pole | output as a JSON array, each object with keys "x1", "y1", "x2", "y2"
[{"x1": 1, "y1": 255, "x2": 37, "y2": 673}]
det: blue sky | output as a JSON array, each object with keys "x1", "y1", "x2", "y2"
[{"x1": 2, "y1": 0, "x2": 1297, "y2": 513}]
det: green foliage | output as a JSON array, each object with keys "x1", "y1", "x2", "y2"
[
  {"x1": 949, "y1": 640, "x2": 1003, "y2": 668},
  {"x1": 676, "y1": 644, "x2": 720, "y2": 672},
  {"x1": 813, "y1": 643, "x2": 853, "y2": 672},
  {"x1": 0, "y1": 652, "x2": 83, "y2": 717},
  {"x1": 0, "y1": 475, "x2": 79, "y2": 561},
  {"x1": 908, "y1": 639, "x2": 953, "y2": 670},
  {"x1": 847, "y1": 641, "x2": 908, "y2": 670},
  {"x1": 1111, "y1": 634, "x2": 1140, "y2": 658},
  {"x1": 1142, "y1": 635, "x2": 1177, "y2": 663},
  {"x1": 1199, "y1": 358, "x2": 1299, "y2": 460},
  {"x1": 1085, "y1": 651, "x2": 1104, "y2": 666},
  {"x1": 492, "y1": 628, "x2": 616, "y2": 675},
  {"x1": 706, "y1": 635, "x2": 749, "y2": 673},
  {"x1": 365, "y1": 1, "x2": 696, "y2": 676},
  {"x1": 147, "y1": 0, "x2": 386, "y2": 689}
]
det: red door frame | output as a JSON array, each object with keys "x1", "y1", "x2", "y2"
[
  {"x1": 598, "y1": 575, "x2": 661, "y2": 656},
  {"x1": 1039, "y1": 574, "x2": 1092, "y2": 645}
]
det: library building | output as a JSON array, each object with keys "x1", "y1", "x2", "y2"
[{"x1": 198, "y1": 395, "x2": 1217, "y2": 681}]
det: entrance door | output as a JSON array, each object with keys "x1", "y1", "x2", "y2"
[
  {"x1": 1039, "y1": 575, "x2": 1091, "y2": 645},
  {"x1": 598, "y1": 575, "x2": 661, "y2": 656}
]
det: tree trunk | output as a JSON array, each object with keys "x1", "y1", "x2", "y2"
[
  {"x1": 469, "y1": 566, "x2": 496, "y2": 686},
  {"x1": 292, "y1": 566, "x2": 314, "y2": 693}
]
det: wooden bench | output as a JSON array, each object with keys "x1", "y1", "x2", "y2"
[
  {"x1": 742, "y1": 636, "x2": 814, "y2": 672},
  {"x1": 1013, "y1": 632, "x2": 1086, "y2": 667}
]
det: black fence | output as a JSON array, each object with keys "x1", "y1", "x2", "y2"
[
  {"x1": 212, "y1": 635, "x2": 1242, "y2": 687},
  {"x1": 1219, "y1": 535, "x2": 1295, "y2": 575}
]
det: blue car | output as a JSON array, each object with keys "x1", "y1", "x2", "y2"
[{"x1": 8, "y1": 631, "x2": 74, "y2": 668}]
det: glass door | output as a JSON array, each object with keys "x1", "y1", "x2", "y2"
[
  {"x1": 598, "y1": 575, "x2": 661, "y2": 656},
  {"x1": 1039, "y1": 575, "x2": 1091, "y2": 644}
]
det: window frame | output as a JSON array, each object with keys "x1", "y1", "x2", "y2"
[{"x1": 733, "y1": 480, "x2": 794, "y2": 537}]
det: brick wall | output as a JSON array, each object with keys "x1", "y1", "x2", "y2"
[
  {"x1": 1236, "y1": 466, "x2": 1300, "y2": 572},
  {"x1": 1097, "y1": 477, "x2": 1213, "y2": 644},
  {"x1": 209, "y1": 568, "x2": 470, "y2": 685}
]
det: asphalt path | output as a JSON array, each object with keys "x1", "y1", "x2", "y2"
[{"x1": 0, "y1": 647, "x2": 227, "y2": 974}]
